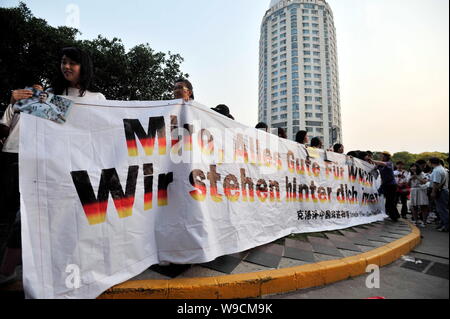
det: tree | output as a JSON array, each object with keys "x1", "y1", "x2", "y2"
[
  {"x1": 0, "y1": 3, "x2": 78, "y2": 110},
  {"x1": 0, "y1": 3, "x2": 188, "y2": 111}
]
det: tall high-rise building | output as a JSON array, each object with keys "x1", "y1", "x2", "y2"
[{"x1": 258, "y1": 0, "x2": 342, "y2": 147}]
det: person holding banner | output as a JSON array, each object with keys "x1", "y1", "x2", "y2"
[
  {"x1": 333, "y1": 143, "x2": 344, "y2": 154},
  {"x1": 310, "y1": 136, "x2": 323, "y2": 149},
  {"x1": 370, "y1": 151, "x2": 400, "y2": 222},
  {"x1": 295, "y1": 130, "x2": 309, "y2": 145},
  {"x1": 0, "y1": 46, "x2": 105, "y2": 285},
  {"x1": 173, "y1": 78, "x2": 194, "y2": 102}
]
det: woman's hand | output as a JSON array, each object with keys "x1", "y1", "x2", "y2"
[{"x1": 10, "y1": 84, "x2": 43, "y2": 105}]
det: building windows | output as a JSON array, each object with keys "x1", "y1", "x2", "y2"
[
  {"x1": 293, "y1": 112, "x2": 300, "y2": 119},
  {"x1": 293, "y1": 80, "x2": 299, "y2": 86},
  {"x1": 280, "y1": 114, "x2": 288, "y2": 119},
  {"x1": 303, "y1": 29, "x2": 310, "y2": 34},
  {"x1": 292, "y1": 72, "x2": 299, "y2": 79},
  {"x1": 292, "y1": 57, "x2": 299, "y2": 63},
  {"x1": 292, "y1": 64, "x2": 299, "y2": 71},
  {"x1": 305, "y1": 104, "x2": 313, "y2": 110},
  {"x1": 314, "y1": 81, "x2": 322, "y2": 86},
  {"x1": 293, "y1": 95, "x2": 300, "y2": 102},
  {"x1": 314, "y1": 89, "x2": 322, "y2": 94},
  {"x1": 304, "y1": 65, "x2": 312, "y2": 70},
  {"x1": 303, "y1": 43, "x2": 311, "y2": 48},
  {"x1": 304, "y1": 73, "x2": 312, "y2": 78},
  {"x1": 302, "y1": 16, "x2": 309, "y2": 20},
  {"x1": 305, "y1": 88, "x2": 312, "y2": 94},
  {"x1": 304, "y1": 58, "x2": 311, "y2": 63},
  {"x1": 293, "y1": 103, "x2": 300, "y2": 111},
  {"x1": 304, "y1": 80, "x2": 312, "y2": 85},
  {"x1": 303, "y1": 36, "x2": 310, "y2": 41},
  {"x1": 280, "y1": 106, "x2": 287, "y2": 111},
  {"x1": 306, "y1": 121, "x2": 323, "y2": 127},
  {"x1": 292, "y1": 50, "x2": 299, "y2": 56},
  {"x1": 305, "y1": 96, "x2": 313, "y2": 101},
  {"x1": 272, "y1": 115, "x2": 278, "y2": 121},
  {"x1": 272, "y1": 107, "x2": 279, "y2": 112},
  {"x1": 306, "y1": 113, "x2": 313, "y2": 118},
  {"x1": 280, "y1": 75, "x2": 287, "y2": 81}
]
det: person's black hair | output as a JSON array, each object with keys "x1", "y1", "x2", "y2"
[
  {"x1": 366, "y1": 151, "x2": 373, "y2": 156},
  {"x1": 53, "y1": 47, "x2": 94, "y2": 97},
  {"x1": 429, "y1": 157, "x2": 441, "y2": 165},
  {"x1": 310, "y1": 136, "x2": 322, "y2": 148},
  {"x1": 175, "y1": 78, "x2": 194, "y2": 100},
  {"x1": 347, "y1": 151, "x2": 359, "y2": 158},
  {"x1": 409, "y1": 163, "x2": 423, "y2": 175},
  {"x1": 256, "y1": 122, "x2": 268, "y2": 129},
  {"x1": 333, "y1": 143, "x2": 343, "y2": 153},
  {"x1": 211, "y1": 104, "x2": 230, "y2": 117},
  {"x1": 295, "y1": 130, "x2": 308, "y2": 144},
  {"x1": 278, "y1": 127, "x2": 287, "y2": 139},
  {"x1": 416, "y1": 159, "x2": 427, "y2": 165},
  {"x1": 227, "y1": 114, "x2": 235, "y2": 120},
  {"x1": 357, "y1": 151, "x2": 368, "y2": 161},
  {"x1": 396, "y1": 161, "x2": 404, "y2": 165}
]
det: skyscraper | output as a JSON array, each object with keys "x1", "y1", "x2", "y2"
[{"x1": 259, "y1": 0, "x2": 342, "y2": 147}]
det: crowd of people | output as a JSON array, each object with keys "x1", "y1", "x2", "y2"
[
  {"x1": 255, "y1": 120, "x2": 449, "y2": 232},
  {"x1": 0, "y1": 46, "x2": 448, "y2": 288}
]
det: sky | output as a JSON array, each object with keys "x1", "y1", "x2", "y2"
[{"x1": 2, "y1": 0, "x2": 449, "y2": 154}]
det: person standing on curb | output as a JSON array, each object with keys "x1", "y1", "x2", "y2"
[
  {"x1": 370, "y1": 151, "x2": 400, "y2": 222},
  {"x1": 429, "y1": 157, "x2": 449, "y2": 232}
]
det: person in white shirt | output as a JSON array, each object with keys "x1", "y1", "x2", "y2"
[
  {"x1": 429, "y1": 157, "x2": 449, "y2": 232},
  {"x1": 394, "y1": 161, "x2": 411, "y2": 219},
  {"x1": 408, "y1": 164, "x2": 429, "y2": 228},
  {"x1": 0, "y1": 46, "x2": 106, "y2": 285}
]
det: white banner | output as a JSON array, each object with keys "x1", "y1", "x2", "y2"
[{"x1": 19, "y1": 100, "x2": 386, "y2": 299}]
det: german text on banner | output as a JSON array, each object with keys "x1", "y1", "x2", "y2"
[{"x1": 19, "y1": 100, "x2": 386, "y2": 299}]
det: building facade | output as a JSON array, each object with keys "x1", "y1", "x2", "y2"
[{"x1": 259, "y1": 0, "x2": 342, "y2": 147}]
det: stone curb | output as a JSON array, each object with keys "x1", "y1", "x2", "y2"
[{"x1": 98, "y1": 221, "x2": 421, "y2": 299}]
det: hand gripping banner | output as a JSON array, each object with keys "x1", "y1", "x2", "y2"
[{"x1": 19, "y1": 99, "x2": 386, "y2": 298}]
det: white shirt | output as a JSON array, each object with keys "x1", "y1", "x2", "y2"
[{"x1": 1, "y1": 88, "x2": 106, "y2": 153}]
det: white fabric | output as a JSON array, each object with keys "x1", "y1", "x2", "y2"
[
  {"x1": 19, "y1": 99, "x2": 386, "y2": 299},
  {"x1": 1, "y1": 88, "x2": 105, "y2": 153}
]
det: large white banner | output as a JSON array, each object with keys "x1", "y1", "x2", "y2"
[{"x1": 19, "y1": 100, "x2": 386, "y2": 299}]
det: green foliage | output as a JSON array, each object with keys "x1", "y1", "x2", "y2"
[
  {"x1": 0, "y1": 3, "x2": 188, "y2": 110},
  {"x1": 373, "y1": 151, "x2": 449, "y2": 168}
]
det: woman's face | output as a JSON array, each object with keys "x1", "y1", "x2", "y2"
[
  {"x1": 338, "y1": 146, "x2": 344, "y2": 154},
  {"x1": 410, "y1": 166, "x2": 417, "y2": 173},
  {"x1": 173, "y1": 82, "x2": 191, "y2": 101},
  {"x1": 61, "y1": 55, "x2": 81, "y2": 86}
]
